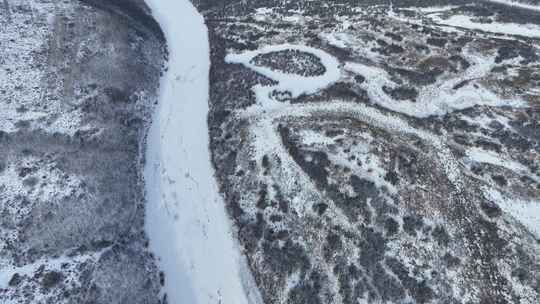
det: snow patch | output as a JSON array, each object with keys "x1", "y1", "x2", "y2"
[
  {"x1": 485, "y1": 0, "x2": 540, "y2": 12},
  {"x1": 297, "y1": 129, "x2": 337, "y2": 146},
  {"x1": 344, "y1": 49, "x2": 526, "y2": 118},
  {"x1": 465, "y1": 147, "x2": 527, "y2": 173},
  {"x1": 320, "y1": 32, "x2": 352, "y2": 49},
  {"x1": 431, "y1": 14, "x2": 540, "y2": 38},
  {"x1": 225, "y1": 44, "x2": 341, "y2": 99},
  {"x1": 417, "y1": 5, "x2": 461, "y2": 13},
  {"x1": 485, "y1": 187, "x2": 540, "y2": 238},
  {"x1": 0, "y1": 251, "x2": 103, "y2": 289}
]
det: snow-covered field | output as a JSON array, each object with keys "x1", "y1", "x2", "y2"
[
  {"x1": 431, "y1": 13, "x2": 540, "y2": 38},
  {"x1": 143, "y1": 0, "x2": 260, "y2": 303},
  {"x1": 486, "y1": 0, "x2": 540, "y2": 12}
]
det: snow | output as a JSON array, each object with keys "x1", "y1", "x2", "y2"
[
  {"x1": 297, "y1": 129, "x2": 337, "y2": 146},
  {"x1": 226, "y1": 44, "x2": 342, "y2": 171},
  {"x1": 221, "y1": 43, "x2": 470, "y2": 223},
  {"x1": 344, "y1": 49, "x2": 526, "y2": 118},
  {"x1": 224, "y1": 43, "x2": 411, "y2": 224},
  {"x1": 485, "y1": 0, "x2": 540, "y2": 12},
  {"x1": 485, "y1": 187, "x2": 540, "y2": 238},
  {"x1": 465, "y1": 147, "x2": 528, "y2": 173},
  {"x1": 417, "y1": 5, "x2": 461, "y2": 13},
  {"x1": 398, "y1": 4, "x2": 540, "y2": 38},
  {"x1": 465, "y1": 146, "x2": 540, "y2": 184},
  {"x1": 459, "y1": 112, "x2": 513, "y2": 131},
  {"x1": 428, "y1": 11, "x2": 540, "y2": 38},
  {"x1": 0, "y1": 0, "x2": 84, "y2": 136},
  {"x1": 319, "y1": 30, "x2": 385, "y2": 62},
  {"x1": 296, "y1": 128, "x2": 394, "y2": 193},
  {"x1": 143, "y1": 1, "x2": 261, "y2": 304},
  {"x1": 0, "y1": 251, "x2": 103, "y2": 289},
  {"x1": 320, "y1": 32, "x2": 352, "y2": 49},
  {"x1": 225, "y1": 44, "x2": 341, "y2": 99},
  {"x1": 241, "y1": 94, "x2": 464, "y2": 190},
  {"x1": 0, "y1": 249, "x2": 105, "y2": 304},
  {"x1": 253, "y1": 7, "x2": 274, "y2": 22}
]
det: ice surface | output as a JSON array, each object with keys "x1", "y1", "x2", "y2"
[{"x1": 143, "y1": 0, "x2": 261, "y2": 303}]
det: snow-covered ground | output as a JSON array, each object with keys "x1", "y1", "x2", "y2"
[
  {"x1": 411, "y1": 2, "x2": 540, "y2": 38},
  {"x1": 431, "y1": 13, "x2": 540, "y2": 38},
  {"x1": 344, "y1": 54, "x2": 525, "y2": 118},
  {"x1": 226, "y1": 44, "x2": 341, "y2": 104},
  {"x1": 143, "y1": 1, "x2": 261, "y2": 303},
  {"x1": 228, "y1": 43, "x2": 466, "y2": 190},
  {"x1": 484, "y1": 187, "x2": 540, "y2": 238},
  {"x1": 465, "y1": 147, "x2": 527, "y2": 172},
  {"x1": 485, "y1": 0, "x2": 540, "y2": 12},
  {"x1": 0, "y1": 251, "x2": 104, "y2": 290}
]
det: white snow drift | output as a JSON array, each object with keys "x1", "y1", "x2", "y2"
[{"x1": 143, "y1": 1, "x2": 260, "y2": 304}]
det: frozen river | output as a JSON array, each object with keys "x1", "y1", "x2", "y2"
[{"x1": 143, "y1": 0, "x2": 260, "y2": 303}]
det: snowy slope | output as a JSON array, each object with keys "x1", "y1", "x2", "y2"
[
  {"x1": 143, "y1": 1, "x2": 260, "y2": 303},
  {"x1": 485, "y1": 0, "x2": 540, "y2": 12}
]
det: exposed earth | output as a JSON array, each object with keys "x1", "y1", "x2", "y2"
[{"x1": 1, "y1": 0, "x2": 540, "y2": 303}]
